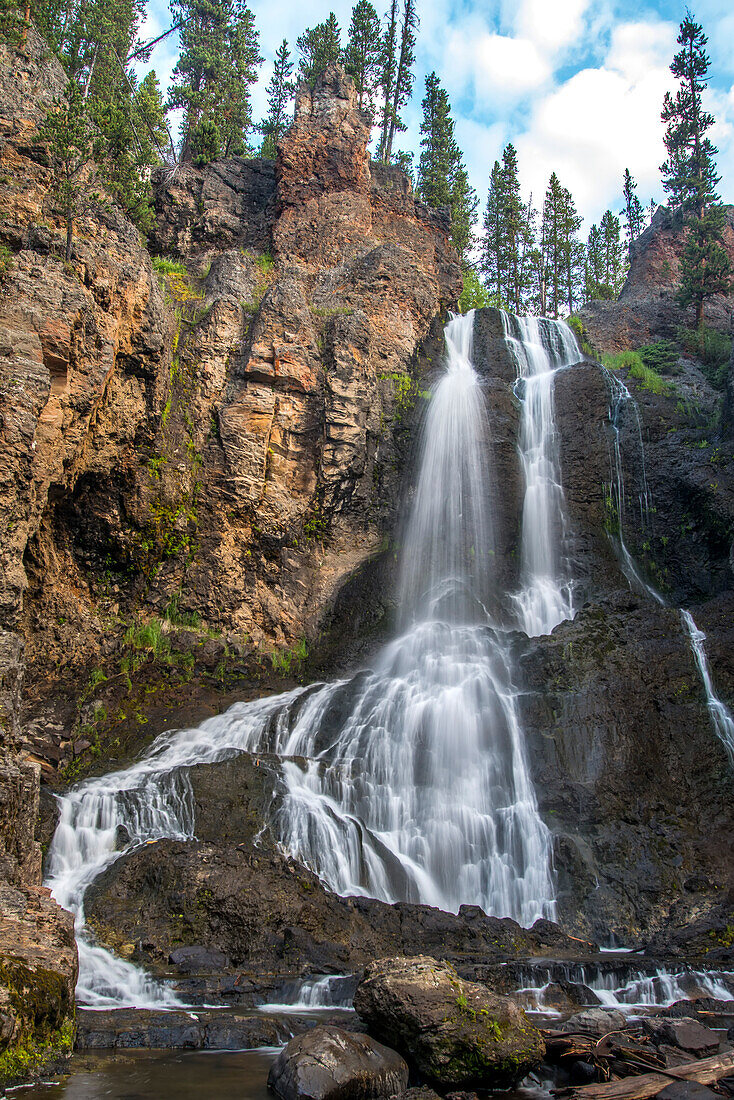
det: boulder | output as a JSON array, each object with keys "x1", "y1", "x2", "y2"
[
  {"x1": 267, "y1": 1025, "x2": 409, "y2": 1100},
  {"x1": 642, "y1": 1017, "x2": 721, "y2": 1057},
  {"x1": 354, "y1": 955, "x2": 545, "y2": 1089},
  {"x1": 559, "y1": 1008, "x2": 627, "y2": 1037}
]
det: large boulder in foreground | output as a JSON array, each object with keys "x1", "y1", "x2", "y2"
[
  {"x1": 267, "y1": 1025, "x2": 409, "y2": 1100},
  {"x1": 354, "y1": 956, "x2": 545, "y2": 1089}
]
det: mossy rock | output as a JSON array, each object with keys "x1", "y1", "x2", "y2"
[
  {"x1": 0, "y1": 957, "x2": 75, "y2": 1089},
  {"x1": 354, "y1": 955, "x2": 544, "y2": 1089}
]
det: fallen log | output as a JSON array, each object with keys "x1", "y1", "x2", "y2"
[{"x1": 553, "y1": 1049, "x2": 734, "y2": 1100}]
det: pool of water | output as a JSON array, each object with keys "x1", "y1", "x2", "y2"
[{"x1": 13, "y1": 1048, "x2": 276, "y2": 1100}]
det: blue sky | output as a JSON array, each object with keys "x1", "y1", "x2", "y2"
[{"x1": 139, "y1": 0, "x2": 734, "y2": 232}]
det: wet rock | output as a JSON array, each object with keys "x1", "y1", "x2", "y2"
[
  {"x1": 75, "y1": 1007, "x2": 298, "y2": 1050},
  {"x1": 657, "y1": 1083, "x2": 721, "y2": 1100},
  {"x1": 354, "y1": 955, "x2": 545, "y2": 1089},
  {"x1": 642, "y1": 1017, "x2": 721, "y2": 1057},
  {"x1": 168, "y1": 946, "x2": 230, "y2": 973},
  {"x1": 559, "y1": 1008, "x2": 627, "y2": 1038},
  {"x1": 84, "y1": 836, "x2": 589, "y2": 985},
  {"x1": 267, "y1": 1025, "x2": 408, "y2": 1100},
  {"x1": 570, "y1": 1060, "x2": 599, "y2": 1084}
]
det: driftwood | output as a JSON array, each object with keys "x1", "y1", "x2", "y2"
[{"x1": 552, "y1": 1048, "x2": 734, "y2": 1100}]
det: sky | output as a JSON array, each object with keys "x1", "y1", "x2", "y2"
[{"x1": 138, "y1": 0, "x2": 734, "y2": 233}]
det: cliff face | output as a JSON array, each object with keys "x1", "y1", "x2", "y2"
[
  {"x1": 580, "y1": 205, "x2": 734, "y2": 352},
  {"x1": 0, "y1": 46, "x2": 459, "y2": 778}
]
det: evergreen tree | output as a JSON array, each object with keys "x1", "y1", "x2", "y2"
[
  {"x1": 501, "y1": 143, "x2": 533, "y2": 312},
  {"x1": 480, "y1": 160, "x2": 507, "y2": 306},
  {"x1": 259, "y1": 39, "x2": 294, "y2": 158},
  {"x1": 343, "y1": 0, "x2": 381, "y2": 118},
  {"x1": 376, "y1": 0, "x2": 397, "y2": 160},
  {"x1": 416, "y1": 72, "x2": 476, "y2": 261},
  {"x1": 38, "y1": 81, "x2": 98, "y2": 261},
  {"x1": 559, "y1": 184, "x2": 583, "y2": 314},
  {"x1": 661, "y1": 15, "x2": 719, "y2": 219},
  {"x1": 169, "y1": 0, "x2": 261, "y2": 164},
  {"x1": 296, "y1": 12, "x2": 341, "y2": 86},
  {"x1": 382, "y1": 0, "x2": 417, "y2": 163},
  {"x1": 600, "y1": 209, "x2": 626, "y2": 297},
  {"x1": 621, "y1": 167, "x2": 644, "y2": 254},
  {"x1": 541, "y1": 174, "x2": 582, "y2": 317},
  {"x1": 584, "y1": 223, "x2": 605, "y2": 301},
  {"x1": 660, "y1": 15, "x2": 732, "y2": 327},
  {"x1": 541, "y1": 173, "x2": 564, "y2": 318}
]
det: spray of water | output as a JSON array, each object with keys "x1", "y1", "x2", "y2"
[
  {"x1": 501, "y1": 313, "x2": 580, "y2": 637},
  {"x1": 47, "y1": 311, "x2": 566, "y2": 1007}
]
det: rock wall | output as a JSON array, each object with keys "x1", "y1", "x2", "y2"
[
  {"x1": 580, "y1": 205, "x2": 734, "y2": 352},
  {"x1": 0, "y1": 48, "x2": 460, "y2": 780}
]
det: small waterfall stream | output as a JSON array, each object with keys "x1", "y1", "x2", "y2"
[
  {"x1": 605, "y1": 372, "x2": 734, "y2": 765},
  {"x1": 46, "y1": 310, "x2": 584, "y2": 1007},
  {"x1": 501, "y1": 313, "x2": 579, "y2": 636}
]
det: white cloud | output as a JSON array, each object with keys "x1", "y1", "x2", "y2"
[
  {"x1": 513, "y1": 20, "x2": 678, "y2": 228},
  {"x1": 443, "y1": 25, "x2": 551, "y2": 103},
  {"x1": 515, "y1": 0, "x2": 591, "y2": 56}
]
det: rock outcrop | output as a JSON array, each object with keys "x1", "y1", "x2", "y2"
[
  {"x1": 579, "y1": 205, "x2": 734, "y2": 352},
  {"x1": 354, "y1": 956, "x2": 545, "y2": 1089},
  {"x1": 0, "y1": 46, "x2": 459, "y2": 779}
]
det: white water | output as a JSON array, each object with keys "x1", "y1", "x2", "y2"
[
  {"x1": 501, "y1": 313, "x2": 579, "y2": 637},
  {"x1": 604, "y1": 373, "x2": 734, "y2": 762},
  {"x1": 515, "y1": 963, "x2": 734, "y2": 1014},
  {"x1": 258, "y1": 975, "x2": 355, "y2": 1013},
  {"x1": 681, "y1": 610, "x2": 734, "y2": 766},
  {"x1": 46, "y1": 310, "x2": 579, "y2": 1007}
]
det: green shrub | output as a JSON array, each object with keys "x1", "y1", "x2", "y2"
[
  {"x1": 153, "y1": 256, "x2": 188, "y2": 276},
  {"x1": 602, "y1": 349, "x2": 644, "y2": 372},
  {"x1": 0, "y1": 243, "x2": 12, "y2": 282},
  {"x1": 628, "y1": 360, "x2": 669, "y2": 394},
  {"x1": 637, "y1": 339, "x2": 679, "y2": 375},
  {"x1": 678, "y1": 326, "x2": 732, "y2": 389}
]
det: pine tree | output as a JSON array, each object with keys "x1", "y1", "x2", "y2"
[
  {"x1": 169, "y1": 0, "x2": 261, "y2": 164},
  {"x1": 584, "y1": 223, "x2": 605, "y2": 301},
  {"x1": 660, "y1": 15, "x2": 732, "y2": 327},
  {"x1": 541, "y1": 173, "x2": 564, "y2": 318},
  {"x1": 600, "y1": 209, "x2": 626, "y2": 297},
  {"x1": 481, "y1": 160, "x2": 507, "y2": 306},
  {"x1": 259, "y1": 39, "x2": 294, "y2": 158},
  {"x1": 296, "y1": 12, "x2": 341, "y2": 86},
  {"x1": 38, "y1": 81, "x2": 98, "y2": 261},
  {"x1": 376, "y1": 0, "x2": 398, "y2": 160},
  {"x1": 343, "y1": 0, "x2": 381, "y2": 118},
  {"x1": 501, "y1": 143, "x2": 533, "y2": 312},
  {"x1": 416, "y1": 72, "x2": 476, "y2": 261},
  {"x1": 382, "y1": 0, "x2": 417, "y2": 163},
  {"x1": 559, "y1": 185, "x2": 583, "y2": 314},
  {"x1": 216, "y1": 0, "x2": 262, "y2": 156},
  {"x1": 621, "y1": 167, "x2": 644, "y2": 255}
]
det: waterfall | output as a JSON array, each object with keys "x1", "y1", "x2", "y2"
[
  {"x1": 604, "y1": 372, "x2": 734, "y2": 761},
  {"x1": 605, "y1": 371, "x2": 663, "y2": 605},
  {"x1": 681, "y1": 610, "x2": 734, "y2": 766},
  {"x1": 501, "y1": 312, "x2": 579, "y2": 637},
  {"x1": 47, "y1": 310, "x2": 558, "y2": 1008}
]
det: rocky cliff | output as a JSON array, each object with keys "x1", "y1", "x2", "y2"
[
  {"x1": 0, "y1": 34, "x2": 459, "y2": 1084},
  {"x1": 580, "y1": 204, "x2": 734, "y2": 351}
]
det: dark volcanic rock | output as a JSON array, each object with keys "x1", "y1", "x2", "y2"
[
  {"x1": 84, "y1": 836, "x2": 590, "y2": 986},
  {"x1": 518, "y1": 592, "x2": 734, "y2": 943},
  {"x1": 642, "y1": 1016, "x2": 720, "y2": 1057},
  {"x1": 580, "y1": 205, "x2": 734, "y2": 352},
  {"x1": 268, "y1": 1026, "x2": 408, "y2": 1100},
  {"x1": 354, "y1": 956, "x2": 545, "y2": 1089}
]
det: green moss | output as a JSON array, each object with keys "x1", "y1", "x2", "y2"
[{"x1": 0, "y1": 961, "x2": 74, "y2": 1089}]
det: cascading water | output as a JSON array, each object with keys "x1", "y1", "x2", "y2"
[
  {"x1": 47, "y1": 311, "x2": 559, "y2": 1008},
  {"x1": 605, "y1": 371, "x2": 663, "y2": 605},
  {"x1": 604, "y1": 372, "x2": 734, "y2": 763},
  {"x1": 681, "y1": 610, "x2": 734, "y2": 766},
  {"x1": 501, "y1": 312, "x2": 580, "y2": 636}
]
